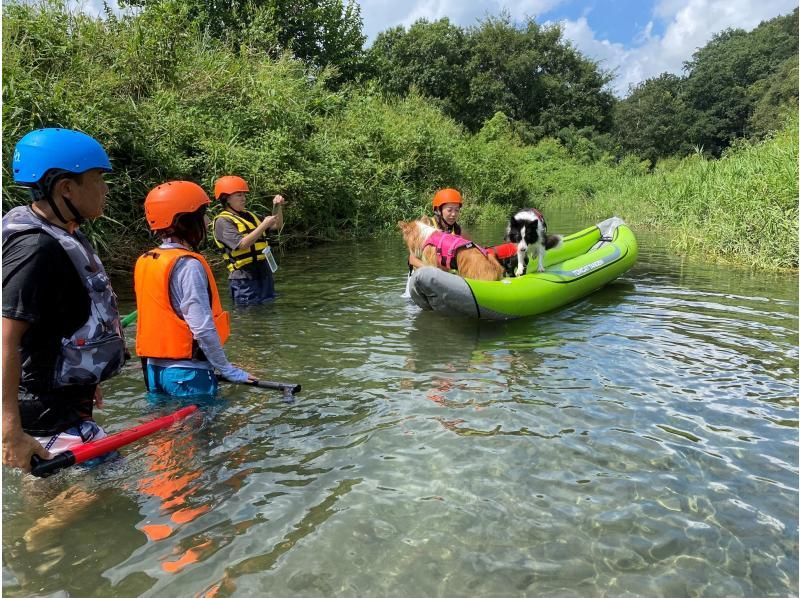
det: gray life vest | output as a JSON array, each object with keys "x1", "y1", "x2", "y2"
[{"x1": 2, "y1": 206, "x2": 126, "y2": 387}]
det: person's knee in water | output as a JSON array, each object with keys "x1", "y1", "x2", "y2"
[
  {"x1": 211, "y1": 176, "x2": 285, "y2": 306},
  {"x1": 135, "y1": 181, "x2": 255, "y2": 398}
]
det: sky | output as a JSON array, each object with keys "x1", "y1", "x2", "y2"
[
  {"x1": 356, "y1": 0, "x2": 798, "y2": 95},
  {"x1": 66, "y1": 0, "x2": 798, "y2": 96}
]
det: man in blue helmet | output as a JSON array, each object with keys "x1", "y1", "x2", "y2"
[{"x1": 2, "y1": 128, "x2": 126, "y2": 473}]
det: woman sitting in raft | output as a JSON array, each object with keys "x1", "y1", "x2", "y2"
[
  {"x1": 407, "y1": 188, "x2": 464, "y2": 271},
  {"x1": 134, "y1": 181, "x2": 255, "y2": 397},
  {"x1": 406, "y1": 188, "x2": 517, "y2": 274}
]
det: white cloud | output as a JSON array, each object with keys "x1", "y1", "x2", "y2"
[
  {"x1": 359, "y1": 0, "x2": 567, "y2": 41},
  {"x1": 556, "y1": 0, "x2": 798, "y2": 96}
]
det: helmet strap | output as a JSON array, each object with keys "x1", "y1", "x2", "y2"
[
  {"x1": 44, "y1": 196, "x2": 71, "y2": 225},
  {"x1": 61, "y1": 195, "x2": 85, "y2": 225},
  {"x1": 32, "y1": 170, "x2": 85, "y2": 226}
]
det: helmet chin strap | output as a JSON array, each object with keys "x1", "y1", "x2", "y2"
[
  {"x1": 45, "y1": 195, "x2": 86, "y2": 225},
  {"x1": 61, "y1": 194, "x2": 85, "y2": 225},
  {"x1": 35, "y1": 172, "x2": 85, "y2": 226},
  {"x1": 45, "y1": 195, "x2": 84, "y2": 225},
  {"x1": 44, "y1": 196, "x2": 70, "y2": 225}
]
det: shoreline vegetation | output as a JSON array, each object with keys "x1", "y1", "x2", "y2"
[{"x1": 3, "y1": 1, "x2": 797, "y2": 271}]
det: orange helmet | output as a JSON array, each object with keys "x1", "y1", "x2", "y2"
[
  {"x1": 213, "y1": 175, "x2": 249, "y2": 200},
  {"x1": 432, "y1": 188, "x2": 463, "y2": 209},
  {"x1": 144, "y1": 181, "x2": 210, "y2": 231}
]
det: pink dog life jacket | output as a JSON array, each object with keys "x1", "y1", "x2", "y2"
[{"x1": 423, "y1": 231, "x2": 489, "y2": 271}]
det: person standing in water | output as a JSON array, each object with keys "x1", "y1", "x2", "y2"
[
  {"x1": 211, "y1": 176, "x2": 285, "y2": 306},
  {"x1": 2, "y1": 128, "x2": 126, "y2": 472},
  {"x1": 134, "y1": 181, "x2": 254, "y2": 397}
]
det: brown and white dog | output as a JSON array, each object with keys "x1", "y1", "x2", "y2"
[
  {"x1": 505, "y1": 208, "x2": 562, "y2": 275},
  {"x1": 398, "y1": 219, "x2": 504, "y2": 281}
]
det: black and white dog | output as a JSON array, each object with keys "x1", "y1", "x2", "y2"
[{"x1": 505, "y1": 208, "x2": 562, "y2": 276}]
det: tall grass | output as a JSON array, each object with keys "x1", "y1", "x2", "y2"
[
  {"x1": 550, "y1": 115, "x2": 798, "y2": 270},
  {"x1": 1, "y1": 1, "x2": 533, "y2": 261}
]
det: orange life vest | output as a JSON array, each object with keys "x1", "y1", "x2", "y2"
[{"x1": 134, "y1": 247, "x2": 230, "y2": 359}]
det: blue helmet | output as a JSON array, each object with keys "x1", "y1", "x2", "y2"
[{"x1": 12, "y1": 128, "x2": 112, "y2": 185}]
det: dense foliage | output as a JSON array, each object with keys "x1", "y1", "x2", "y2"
[
  {"x1": 118, "y1": 0, "x2": 368, "y2": 86},
  {"x1": 615, "y1": 9, "x2": 798, "y2": 161},
  {"x1": 1, "y1": 2, "x2": 541, "y2": 261},
  {"x1": 369, "y1": 15, "x2": 615, "y2": 137},
  {"x1": 547, "y1": 115, "x2": 799, "y2": 270},
  {"x1": 2, "y1": 1, "x2": 797, "y2": 270}
]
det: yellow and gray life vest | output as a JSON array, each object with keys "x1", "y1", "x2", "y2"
[
  {"x1": 1, "y1": 206, "x2": 126, "y2": 387},
  {"x1": 212, "y1": 209, "x2": 268, "y2": 272}
]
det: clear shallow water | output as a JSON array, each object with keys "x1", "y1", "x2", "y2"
[{"x1": 3, "y1": 214, "x2": 798, "y2": 597}]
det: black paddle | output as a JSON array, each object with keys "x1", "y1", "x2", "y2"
[
  {"x1": 246, "y1": 379, "x2": 301, "y2": 395},
  {"x1": 218, "y1": 376, "x2": 301, "y2": 399}
]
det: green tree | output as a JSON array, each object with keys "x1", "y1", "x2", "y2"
[
  {"x1": 614, "y1": 74, "x2": 693, "y2": 164},
  {"x1": 369, "y1": 18, "x2": 469, "y2": 119},
  {"x1": 747, "y1": 55, "x2": 799, "y2": 138},
  {"x1": 119, "y1": 0, "x2": 367, "y2": 85},
  {"x1": 368, "y1": 14, "x2": 615, "y2": 137},
  {"x1": 682, "y1": 9, "x2": 798, "y2": 155}
]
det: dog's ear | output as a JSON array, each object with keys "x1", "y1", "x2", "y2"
[
  {"x1": 397, "y1": 220, "x2": 408, "y2": 231},
  {"x1": 506, "y1": 218, "x2": 522, "y2": 243}
]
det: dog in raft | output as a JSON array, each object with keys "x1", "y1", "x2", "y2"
[
  {"x1": 398, "y1": 218, "x2": 505, "y2": 281},
  {"x1": 504, "y1": 208, "x2": 562, "y2": 276}
]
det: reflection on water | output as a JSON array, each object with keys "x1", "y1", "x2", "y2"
[{"x1": 3, "y1": 215, "x2": 798, "y2": 597}]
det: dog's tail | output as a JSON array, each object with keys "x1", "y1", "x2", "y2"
[{"x1": 545, "y1": 234, "x2": 562, "y2": 250}]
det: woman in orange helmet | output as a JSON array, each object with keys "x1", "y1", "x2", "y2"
[
  {"x1": 408, "y1": 188, "x2": 464, "y2": 270},
  {"x1": 134, "y1": 181, "x2": 254, "y2": 397},
  {"x1": 211, "y1": 176, "x2": 285, "y2": 306}
]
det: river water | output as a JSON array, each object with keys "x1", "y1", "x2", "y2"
[{"x1": 3, "y1": 213, "x2": 798, "y2": 597}]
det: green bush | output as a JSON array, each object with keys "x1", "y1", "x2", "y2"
[{"x1": 3, "y1": 1, "x2": 796, "y2": 271}]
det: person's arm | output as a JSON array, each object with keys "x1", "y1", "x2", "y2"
[
  {"x1": 170, "y1": 259, "x2": 253, "y2": 383},
  {"x1": 237, "y1": 195, "x2": 286, "y2": 250},
  {"x1": 2, "y1": 317, "x2": 49, "y2": 471}
]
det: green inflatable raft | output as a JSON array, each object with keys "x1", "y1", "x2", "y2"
[{"x1": 407, "y1": 216, "x2": 638, "y2": 320}]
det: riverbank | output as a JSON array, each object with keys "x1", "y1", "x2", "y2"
[
  {"x1": 543, "y1": 117, "x2": 798, "y2": 271},
  {"x1": 469, "y1": 114, "x2": 798, "y2": 272}
]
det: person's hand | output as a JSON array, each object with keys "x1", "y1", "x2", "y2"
[
  {"x1": 2, "y1": 428, "x2": 49, "y2": 473},
  {"x1": 220, "y1": 366, "x2": 252, "y2": 384},
  {"x1": 272, "y1": 194, "x2": 286, "y2": 207},
  {"x1": 260, "y1": 215, "x2": 279, "y2": 228},
  {"x1": 93, "y1": 385, "x2": 104, "y2": 410}
]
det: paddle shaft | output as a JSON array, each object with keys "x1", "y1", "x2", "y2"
[
  {"x1": 120, "y1": 310, "x2": 137, "y2": 328},
  {"x1": 30, "y1": 405, "x2": 199, "y2": 478},
  {"x1": 249, "y1": 379, "x2": 301, "y2": 395},
  {"x1": 219, "y1": 376, "x2": 301, "y2": 395}
]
